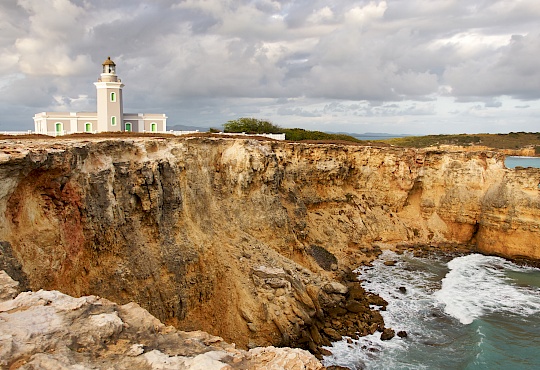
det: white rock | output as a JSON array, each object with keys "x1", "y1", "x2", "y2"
[
  {"x1": 323, "y1": 282, "x2": 348, "y2": 295},
  {"x1": 74, "y1": 312, "x2": 123, "y2": 347},
  {"x1": 0, "y1": 270, "x2": 19, "y2": 302},
  {"x1": 0, "y1": 271, "x2": 323, "y2": 369}
]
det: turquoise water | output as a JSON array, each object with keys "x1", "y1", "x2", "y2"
[
  {"x1": 323, "y1": 252, "x2": 540, "y2": 370},
  {"x1": 505, "y1": 156, "x2": 540, "y2": 169}
]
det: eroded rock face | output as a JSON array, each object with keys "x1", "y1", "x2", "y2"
[
  {"x1": 0, "y1": 270, "x2": 323, "y2": 370},
  {"x1": 0, "y1": 137, "x2": 539, "y2": 353}
]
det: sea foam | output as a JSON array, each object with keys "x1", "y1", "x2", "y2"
[
  {"x1": 323, "y1": 251, "x2": 540, "y2": 370},
  {"x1": 434, "y1": 254, "x2": 540, "y2": 325}
]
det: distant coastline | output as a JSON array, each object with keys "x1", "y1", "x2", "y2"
[{"x1": 331, "y1": 132, "x2": 411, "y2": 141}]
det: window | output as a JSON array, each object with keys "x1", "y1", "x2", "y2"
[
  {"x1": 85, "y1": 122, "x2": 92, "y2": 132},
  {"x1": 125, "y1": 122, "x2": 132, "y2": 132},
  {"x1": 110, "y1": 92, "x2": 116, "y2": 102},
  {"x1": 151, "y1": 122, "x2": 157, "y2": 132},
  {"x1": 111, "y1": 116, "x2": 116, "y2": 126}
]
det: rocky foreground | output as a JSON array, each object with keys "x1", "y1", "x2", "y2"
[
  {"x1": 1, "y1": 136, "x2": 540, "y2": 362},
  {"x1": 0, "y1": 270, "x2": 323, "y2": 369}
]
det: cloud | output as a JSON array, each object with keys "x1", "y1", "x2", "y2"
[{"x1": 1, "y1": 0, "x2": 540, "y2": 134}]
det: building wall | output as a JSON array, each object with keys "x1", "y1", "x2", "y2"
[
  {"x1": 35, "y1": 112, "x2": 165, "y2": 135},
  {"x1": 34, "y1": 64, "x2": 166, "y2": 135},
  {"x1": 34, "y1": 113, "x2": 98, "y2": 135},
  {"x1": 125, "y1": 113, "x2": 167, "y2": 133},
  {"x1": 95, "y1": 78, "x2": 124, "y2": 132}
]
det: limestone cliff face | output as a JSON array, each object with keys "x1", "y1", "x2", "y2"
[{"x1": 0, "y1": 137, "x2": 539, "y2": 351}]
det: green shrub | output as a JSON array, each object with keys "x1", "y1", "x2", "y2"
[
  {"x1": 222, "y1": 118, "x2": 361, "y2": 143},
  {"x1": 223, "y1": 118, "x2": 282, "y2": 134}
]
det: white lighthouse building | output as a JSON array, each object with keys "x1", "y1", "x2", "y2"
[{"x1": 34, "y1": 57, "x2": 167, "y2": 135}]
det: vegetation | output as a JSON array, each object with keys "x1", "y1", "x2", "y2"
[
  {"x1": 223, "y1": 118, "x2": 283, "y2": 134},
  {"x1": 383, "y1": 132, "x2": 540, "y2": 150},
  {"x1": 222, "y1": 119, "x2": 540, "y2": 150},
  {"x1": 383, "y1": 134, "x2": 482, "y2": 148},
  {"x1": 282, "y1": 128, "x2": 361, "y2": 142},
  {"x1": 223, "y1": 118, "x2": 361, "y2": 143}
]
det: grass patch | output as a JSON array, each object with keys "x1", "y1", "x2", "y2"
[{"x1": 383, "y1": 132, "x2": 540, "y2": 150}]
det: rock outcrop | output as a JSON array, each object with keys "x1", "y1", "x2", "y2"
[
  {"x1": 0, "y1": 136, "x2": 539, "y2": 355},
  {"x1": 0, "y1": 270, "x2": 323, "y2": 369}
]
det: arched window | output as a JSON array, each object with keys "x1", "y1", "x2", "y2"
[
  {"x1": 111, "y1": 116, "x2": 116, "y2": 126},
  {"x1": 125, "y1": 122, "x2": 132, "y2": 132},
  {"x1": 151, "y1": 122, "x2": 157, "y2": 132},
  {"x1": 85, "y1": 122, "x2": 92, "y2": 132},
  {"x1": 110, "y1": 92, "x2": 116, "y2": 102}
]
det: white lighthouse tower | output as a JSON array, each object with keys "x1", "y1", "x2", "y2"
[
  {"x1": 94, "y1": 57, "x2": 124, "y2": 132},
  {"x1": 34, "y1": 57, "x2": 167, "y2": 135}
]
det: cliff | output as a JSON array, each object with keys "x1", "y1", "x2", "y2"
[
  {"x1": 0, "y1": 137, "x2": 539, "y2": 357},
  {"x1": 0, "y1": 270, "x2": 322, "y2": 369}
]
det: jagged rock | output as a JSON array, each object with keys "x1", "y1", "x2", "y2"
[
  {"x1": 266, "y1": 277, "x2": 290, "y2": 289},
  {"x1": 398, "y1": 286, "x2": 407, "y2": 293},
  {"x1": 397, "y1": 330, "x2": 408, "y2": 338},
  {"x1": 322, "y1": 327, "x2": 342, "y2": 341},
  {"x1": 345, "y1": 299, "x2": 365, "y2": 313},
  {"x1": 319, "y1": 347, "x2": 333, "y2": 356},
  {"x1": 0, "y1": 276, "x2": 324, "y2": 369},
  {"x1": 367, "y1": 294, "x2": 388, "y2": 307},
  {"x1": 308, "y1": 245, "x2": 338, "y2": 271},
  {"x1": 346, "y1": 284, "x2": 365, "y2": 300},
  {"x1": 252, "y1": 266, "x2": 289, "y2": 280},
  {"x1": 327, "y1": 306, "x2": 348, "y2": 316},
  {"x1": 0, "y1": 270, "x2": 19, "y2": 302},
  {"x1": 380, "y1": 328, "x2": 396, "y2": 341},
  {"x1": 323, "y1": 282, "x2": 348, "y2": 295}
]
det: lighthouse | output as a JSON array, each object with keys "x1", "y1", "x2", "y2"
[
  {"x1": 34, "y1": 57, "x2": 166, "y2": 135},
  {"x1": 94, "y1": 57, "x2": 124, "y2": 132}
]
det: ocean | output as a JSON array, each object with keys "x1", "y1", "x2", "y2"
[
  {"x1": 323, "y1": 251, "x2": 540, "y2": 370},
  {"x1": 505, "y1": 156, "x2": 540, "y2": 169}
]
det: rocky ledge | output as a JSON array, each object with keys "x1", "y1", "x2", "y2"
[{"x1": 0, "y1": 270, "x2": 323, "y2": 370}]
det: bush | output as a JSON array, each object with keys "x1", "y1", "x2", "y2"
[
  {"x1": 222, "y1": 117, "x2": 361, "y2": 143},
  {"x1": 223, "y1": 118, "x2": 282, "y2": 134}
]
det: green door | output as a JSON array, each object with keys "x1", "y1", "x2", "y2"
[
  {"x1": 55, "y1": 122, "x2": 63, "y2": 135},
  {"x1": 151, "y1": 123, "x2": 157, "y2": 132},
  {"x1": 85, "y1": 122, "x2": 92, "y2": 132},
  {"x1": 125, "y1": 123, "x2": 132, "y2": 132}
]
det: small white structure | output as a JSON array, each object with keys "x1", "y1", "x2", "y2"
[{"x1": 34, "y1": 57, "x2": 167, "y2": 136}]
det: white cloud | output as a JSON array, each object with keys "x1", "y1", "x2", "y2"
[
  {"x1": 344, "y1": 1, "x2": 387, "y2": 25},
  {"x1": 1, "y1": 0, "x2": 540, "y2": 134}
]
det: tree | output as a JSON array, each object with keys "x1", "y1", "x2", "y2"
[{"x1": 223, "y1": 118, "x2": 282, "y2": 134}]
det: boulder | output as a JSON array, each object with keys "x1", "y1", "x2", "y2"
[
  {"x1": 322, "y1": 327, "x2": 342, "y2": 342},
  {"x1": 347, "y1": 285, "x2": 366, "y2": 300},
  {"x1": 0, "y1": 271, "x2": 19, "y2": 302},
  {"x1": 0, "y1": 272, "x2": 324, "y2": 369},
  {"x1": 345, "y1": 299, "x2": 365, "y2": 314},
  {"x1": 380, "y1": 328, "x2": 395, "y2": 341},
  {"x1": 323, "y1": 282, "x2": 348, "y2": 295},
  {"x1": 397, "y1": 330, "x2": 408, "y2": 338}
]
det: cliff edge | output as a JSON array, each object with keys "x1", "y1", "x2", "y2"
[{"x1": 0, "y1": 137, "x2": 539, "y2": 356}]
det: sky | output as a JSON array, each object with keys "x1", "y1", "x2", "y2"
[{"x1": 1, "y1": 0, "x2": 540, "y2": 135}]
